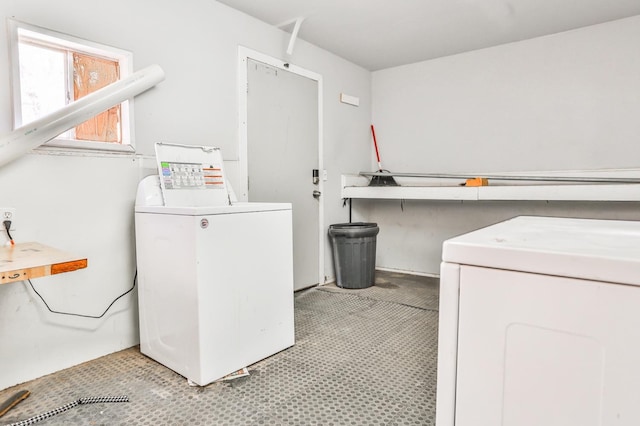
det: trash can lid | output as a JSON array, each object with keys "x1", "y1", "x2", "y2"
[
  {"x1": 329, "y1": 222, "x2": 378, "y2": 229},
  {"x1": 328, "y1": 222, "x2": 379, "y2": 237}
]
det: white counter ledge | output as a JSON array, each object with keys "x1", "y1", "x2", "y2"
[{"x1": 341, "y1": 172, "x2": 640, "y2": 202}]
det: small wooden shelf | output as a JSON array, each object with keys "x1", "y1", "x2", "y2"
[{"x1": 0, "y1": 242, "x2": 87, "y2": 285}]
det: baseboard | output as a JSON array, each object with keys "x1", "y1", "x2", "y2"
[{"x1": 375, "y1": 266, "x2": 440, "y2": 279}]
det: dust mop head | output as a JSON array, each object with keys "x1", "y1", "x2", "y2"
[{"x1": 368, "y1": 170, "x2": 399, "y2": 186}]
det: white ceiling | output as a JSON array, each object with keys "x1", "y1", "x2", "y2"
[{"x1": 217, "y1": 0, "x2": 640, "y2": 71}]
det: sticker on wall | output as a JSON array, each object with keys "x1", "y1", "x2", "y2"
[{"x1": 160, "y1": 162, "x2": 225, "y2": 190}]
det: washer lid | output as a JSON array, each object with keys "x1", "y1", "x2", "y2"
[
  {"x1": 155, "y1": 142, "x2": 231, "y2": 207},
  {"x1": 442, "y1": 216, "x2": 640, "y2": 286}
]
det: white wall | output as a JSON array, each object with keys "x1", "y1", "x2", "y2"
[
  {"x1": 0, "y1": 0, "x2": 371, "y2": 390},
  {"x1": 369, "y1": 15, "x2": 640, "y2": 275}
]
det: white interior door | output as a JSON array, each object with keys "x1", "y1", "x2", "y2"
[{"x1": 247, "y1": 58, "x2": 320, "y2": 291}]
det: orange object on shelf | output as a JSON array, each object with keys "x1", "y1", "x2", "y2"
[{"x1": 464, "y1": 177, "x2": 489, "y2": 187}]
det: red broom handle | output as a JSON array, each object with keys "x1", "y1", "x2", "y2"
[{"x1": 371, "y1": 124, "x2": 382, "y2": 166}]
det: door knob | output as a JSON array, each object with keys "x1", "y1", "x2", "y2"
[{"x1": 312, "y1": 190, "x2": 321, "y2": 199}]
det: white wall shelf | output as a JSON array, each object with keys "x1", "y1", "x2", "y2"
[{"x1": 342, "y1": 174, "x2": 640, "y2": 202}]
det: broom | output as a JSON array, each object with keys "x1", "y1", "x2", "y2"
[{"x1": 368, "y1": 124, "x2": 398, "y2": 186}]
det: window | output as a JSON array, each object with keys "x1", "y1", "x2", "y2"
[{"x1": 8, "y1": 20, "x2": 134, "y2": 152}]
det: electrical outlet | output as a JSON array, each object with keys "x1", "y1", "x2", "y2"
[{"x1": 1, "y1": 208, "x2": 16, "y2": 231}]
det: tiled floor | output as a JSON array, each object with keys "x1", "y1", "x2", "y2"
[{"x1": 0, "y1": 270, "x2": 439, "y2": 425}]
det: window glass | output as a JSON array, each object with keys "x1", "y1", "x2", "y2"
[{"x1": 18, "y1": 42, "x2": 66, "y2": 125}]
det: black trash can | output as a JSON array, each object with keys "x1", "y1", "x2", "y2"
[{"x1": 328, "y1": 222, "x2": 379, "y2": 289}]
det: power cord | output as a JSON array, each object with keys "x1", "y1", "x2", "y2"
[
  {"x1": 3, "y1": 219, "x2": 15, "y2": 246},
  {"x1": 4, "y1": 220, "x2": 135, "y2": 318},
  {"x1": 26, "y1": 271, "x2": 137, "y2": 319},
  {"x1": 7, "y1": 395, "x2": 129, "y2": 426}
]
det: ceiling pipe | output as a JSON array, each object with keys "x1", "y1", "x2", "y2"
[
  {"x1": 280, "y1": 16, "x2": 305, "y2": 56},
  {"x1": 0, "y1": 64, "x2": 165, "y2": 169}
]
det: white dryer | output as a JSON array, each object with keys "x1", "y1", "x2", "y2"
[{"x1": 436, "y1": 216, "x2": 640, "y2": 426}]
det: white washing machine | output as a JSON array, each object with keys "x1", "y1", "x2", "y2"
[
  {"x1": 134, "y1": 143, "x2": 294, "y2": 386},
  {"x1": 436, "y1": 216, "x2": 640, "y2": 426}
]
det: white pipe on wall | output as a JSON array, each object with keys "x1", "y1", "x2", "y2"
[{"x1": 0, "y1": 64, "x2": 165, "y2": 168}]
